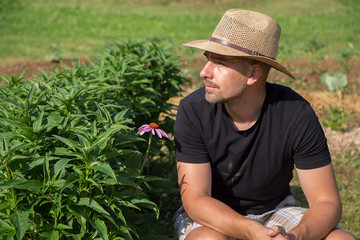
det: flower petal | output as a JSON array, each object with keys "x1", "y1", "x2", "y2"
[
  {"x1": 137, "y1": 124, "x2": 152, "y2": 135},
  {"x1": 151, "y1": 129, "x2": 155, "y2": 135},
  {"x1": 155, "y1": 129, "x2": 163, "y2": 138},
  {"x1": 138, "y1": 130, "x2": 146, "y2": 136},
  {"x1": 156, "y1": 129, "x2": 169, "y2": 138}
]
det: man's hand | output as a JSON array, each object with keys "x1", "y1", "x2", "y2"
[
  {"x1": 245, "y1": 222, "x2": 294, "y2": 240},
  {"x1": 267, "y1": 225, "x2": 296, "y2": 239}
]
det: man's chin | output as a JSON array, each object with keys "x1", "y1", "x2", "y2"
[{"x1": 205, "y1": 93, "x2": 224, "y2": 104}]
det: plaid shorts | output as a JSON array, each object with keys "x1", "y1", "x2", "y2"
[{"x1": 173, "y1": 196, "x2": 341, "y2": 240}]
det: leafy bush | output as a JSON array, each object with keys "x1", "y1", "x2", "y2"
[
  {"x1": 0, "y1": 39, "x2": 187, "y2": 239},
  {"x1": 324, "y1": 106, "x2": 348, "y2": 132}
]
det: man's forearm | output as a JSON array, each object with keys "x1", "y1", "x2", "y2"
[
  {"x1": 183, "y1": 195, "x2": 268, "y2": 239},
  {"x1": 289, "y1": 200, "x2": 342, "y2": 240}
]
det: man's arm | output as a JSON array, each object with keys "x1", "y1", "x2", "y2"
[
  {"x1": 177, "y1": 161, "x2": 287, "y2": 240},
  {"x1": 289, "y1": 163, "x2": 342, "y2": 240}
]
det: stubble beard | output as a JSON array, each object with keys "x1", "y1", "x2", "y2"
[
  {"x1": 204, "y1": 79, "x2": 225, "y2": 103},
  {"x1": 205, "y1": 87, "x2": 245, "y2": 104},
  {"x1": 205, "y1": 90, "x2": 225, "y2": 103}
]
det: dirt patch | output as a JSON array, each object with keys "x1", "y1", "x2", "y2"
[{"x1": 0, "y1": 58, "x2": 91, "y2": 83}]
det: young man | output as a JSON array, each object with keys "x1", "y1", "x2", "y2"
[{"x1": 174, "y1": 9, "x2": 355, "y2": 240}]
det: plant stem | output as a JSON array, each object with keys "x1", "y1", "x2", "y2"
[{"x1": 139, "y1": 134, "x2": 153, "y2": 175}]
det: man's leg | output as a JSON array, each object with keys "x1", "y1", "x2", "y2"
[
  {"x1": 174, "y1": 206, "x2": 233, "y2": 240},
  {"x1": 185, "y1": 226, "x2": 229, "y2": 240},
  {"x1": 322, "y1": 228, "x2": 356, "y2": 240}
]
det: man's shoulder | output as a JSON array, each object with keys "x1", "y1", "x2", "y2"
[{"x1": 267, "y1": 82, "x2": 308, "y2": 104}]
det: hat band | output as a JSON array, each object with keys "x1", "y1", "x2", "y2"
[{"x1": 209, "y1": 37, "x2": 275, "y2": 60}]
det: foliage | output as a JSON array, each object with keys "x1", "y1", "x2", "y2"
[
  {"x1": 0, "y1": 39, "x2": 187, "y2": 239},
  {"x1": 320, "y1": 72, "x2": 348, "y2": 97},
  {"x1": 302, "y1": 39, "x2": 325, "y2": 64},
  {"x1": 337, "y1": 46, "x2": 359, "y2": 72},
  {"x1": 323, "y1": 106, "x2": 348, "y2": 132}
]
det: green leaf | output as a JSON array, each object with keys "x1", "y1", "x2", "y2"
[
  {"x1": 33, "y1": 111, "x2": 45, "y2": 133},
  {"x1": 91, "y1": 120, "x2": 98, "y2": 137},
  {"x1": 0, "y1": 179, "x2": 42, "y2": 190},
  {"x1": 95, "y1": 102, "x2": 112, "y2": 124},
  {"x1": 24, "y1": 156, "x2": 58, "y2": 170},
  {"x1": 27, "y1": 83, "x2": 36, "y2": 107},
  {"x1": 89, "y1": 218, "x2": 108, "y2": 240},
  {"x1": 67, "y1": 205, "x2": 87, "y2": 230},
  {"x1": 93, "y1": 162, "x2": 117, "y2": 181},
  {"x1": 60, "y1": 173, "x2": 78, "y2": 192},
  {"x1": 43, "y1": 154, "x2": 51, "y2": 183},
  {"x1": 77, "y1": 134, "x2": 90, "y2": 149},
  {"x1": 88, "y1": 126, "x2": 126, "y2": 152},
  {"x1": 46, "y1": 112, "x2": 64, "y2": 127},
  {"x1": 0, "y1": 219, "x2": 12, "y2": 230},
  {"x1": 131, "y1": 198, "x2": 159, "y2": 218},
  {"x1": 53, "y1": 135, "x2": 81, "y2": 149},
  {"x1": 10, "y1": 211, "x2": 29, "y2": 240},
  {"x1": 77, "y1": 198, "x2": 111, "y2": 217},
  {"x1": 114, "y1": 108, "x2": 129, "y2": 123},
  {"x1": 0, "y1": 73, "x2": 11, "y2": 84},
  {"x1": 56, "y1": 224, "x2": 72, "y2": 230},
  {"x1": 53, "y1": 158, "x2": 70, "y2": 179},
  {"x1": 50, "y1": 231, "x2": 59, "y2": 240},
  {"x1": 116, "y1": 176, "x2": 140, "y2": 189},
  {"x1": 0, "y1": 118, "x2": 33, "y2": 133}
]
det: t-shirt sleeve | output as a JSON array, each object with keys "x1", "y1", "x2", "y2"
[
  {"x1": 174, "y1": 100, "x2": 210, "y2": 163},
  {"x1": 292, "y1": 104, "x2": 331, "y2": 169}
]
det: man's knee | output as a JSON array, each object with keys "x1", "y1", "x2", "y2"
[
  {"x1": 322, "y1": 228, "x2": 356, "y2": 240},
  {"x1": 185, "y1": 226, "x2": 230, "y2": 240}
]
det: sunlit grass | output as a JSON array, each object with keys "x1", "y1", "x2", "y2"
[{"x1": 0, "y1": 0, "x2": 359, "y2": 65}]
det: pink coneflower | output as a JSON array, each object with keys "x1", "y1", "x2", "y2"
[
  {"x1": 137, "y1": 122, "x2": 169, "y2": 139},
  {"x1": 137, "y1": 122, "x2": 169, "y2": 174}
]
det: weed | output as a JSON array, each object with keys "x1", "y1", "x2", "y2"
[{"x1": 323, "y1": 106, "x2": 348, "y2": 132}]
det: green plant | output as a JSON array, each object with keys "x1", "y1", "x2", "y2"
[
  {"x1": 302, "y1": 39, "x2": 325, "y2": 67},
  {"x1": 47, "y1": 44, "x2": 66, "y2": 62},
  {"x1": 323, "y1": 106, "x2": 348, "y2": 132},
  {"x1": 0, "y1": 39, "x2": 187, "y2": 239},
  {"x1": 320, "y1": 72, "x2": 348, "y2": 97},
  {"x1": 337, "y1": 46, "x2": 359, "y2": 72}
]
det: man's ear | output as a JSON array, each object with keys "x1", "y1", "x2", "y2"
[{"x1": 247, "y1": 64, "x2": 262, "y2": 85}]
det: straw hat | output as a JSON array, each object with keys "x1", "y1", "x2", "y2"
[{"x1": 183, "y1": 9, "x2": 295, "y2": 79}]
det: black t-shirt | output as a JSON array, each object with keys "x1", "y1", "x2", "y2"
[{"x1": 174, "y1": 83, "x2": 331, "y2": 215}]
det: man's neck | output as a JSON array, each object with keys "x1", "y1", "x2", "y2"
[{"x1": 225, "y1": 85, "x2": 266, "y2": 131}]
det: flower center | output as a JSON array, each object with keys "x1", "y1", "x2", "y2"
[{"x1": 149, "y1": 122, "x2": 159, "y2": 129}]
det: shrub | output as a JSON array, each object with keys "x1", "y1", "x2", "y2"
[
  {"x1": 0, "y1": 39, "x2": 187, "y2": 239},
  {"x1": 323, "y1": 106, "x2": 348, "y2": 132}
]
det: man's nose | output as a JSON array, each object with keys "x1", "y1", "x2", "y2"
[{"x1": 200, "y1": 61, "x2": 214, "y2": 79}]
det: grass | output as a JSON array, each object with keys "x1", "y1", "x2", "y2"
[
  {"x1": 0, "y1": 0, "x2": 360, "y2": 238},
  {"x1": 0, "y1": 0, "x2": 359, "y2": 65},
  {"x1": 291, "y1": 150, "x2": 360, "y2": 238}
]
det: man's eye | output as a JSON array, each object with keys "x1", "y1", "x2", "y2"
[{"x1": 213, "y1": 60, "x2": 225, "y2": 66}]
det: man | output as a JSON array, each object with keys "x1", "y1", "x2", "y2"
[{"x1": 173, "y1": 9, "x2": 355, "y2": 240}]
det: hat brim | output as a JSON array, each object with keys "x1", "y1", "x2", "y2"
[{"x1": 183, "y1": 40, "x2": 295, "y2": 79}]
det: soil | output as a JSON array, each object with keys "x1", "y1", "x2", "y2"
[{"x1": 1, "y1": 57, "x2": 360, "y2": 156}]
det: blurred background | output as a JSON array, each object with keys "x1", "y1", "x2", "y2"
[{"x1": 0, "y1": 0, "x2": 359, "y2": 238}]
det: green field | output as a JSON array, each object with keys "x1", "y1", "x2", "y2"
[
  {"x1": 1, "y1": 0, "x2": 359, "y2": 238},
  {"x1": 0, "y1": 0, "x2": 359, "y2": 64}
]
